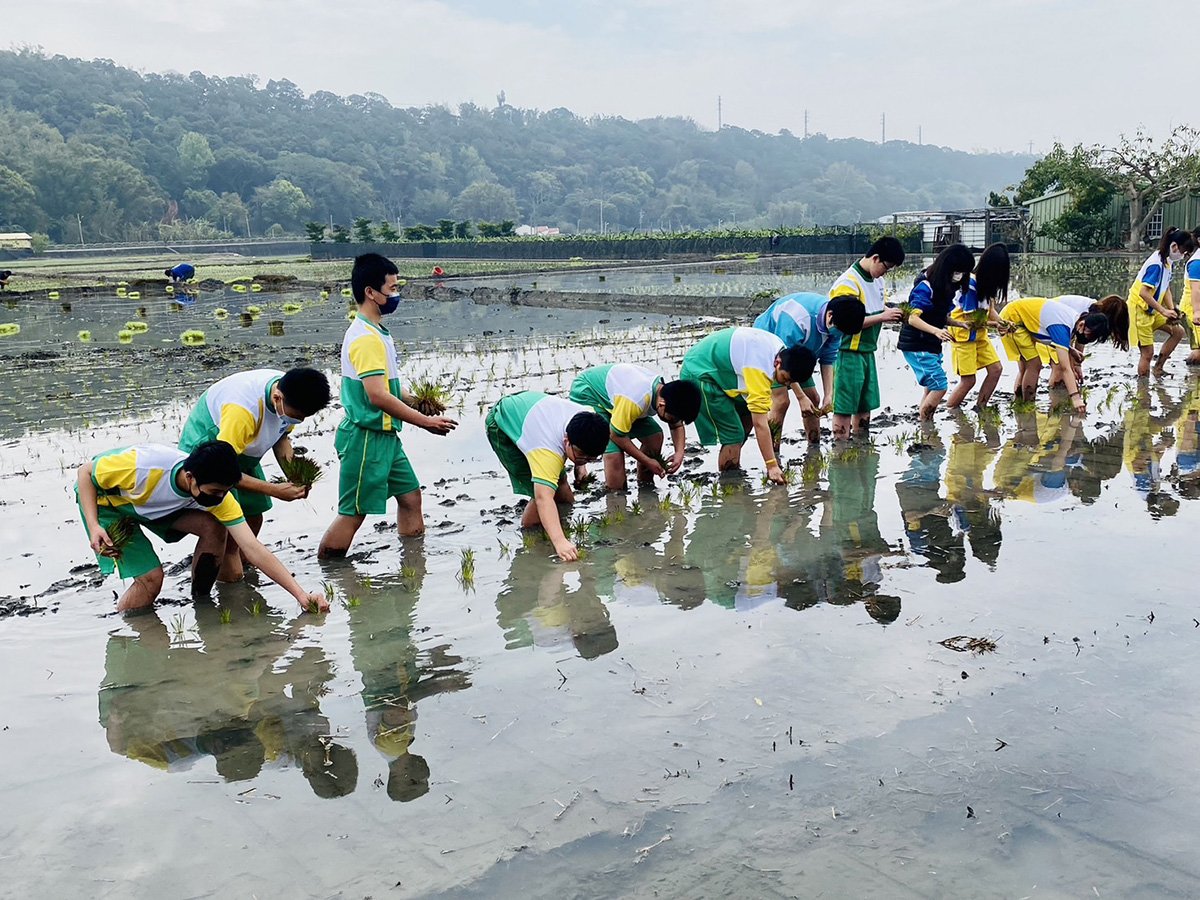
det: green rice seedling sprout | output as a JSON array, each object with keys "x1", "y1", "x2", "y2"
[
  {"x1": 219, "y1": 607, "x2": 232, "y2": 625},
  {"x1": 169, "y1": 614, "x2": 187, "y2": 640},
  {"x1": 611, "y1": 509, "x2": 625, "y2": 524},
  {"x1": 117, "y1": 329, "x2": 134, "y2": 343},
  {"x1": 629, "y1": 501, "x2": 643, "y2": 516},
  {"x1": 245, "y1": 305, "x2": 262, "y2": 316},
  {"x1": 77, "y1": 330, "x2": 92, "y2": 342},
  {"x1": 104, "y1": 516, "x2": 138, "y2": 559},
  {"x1": 458, "y1": 548, "x2": 476, "y2": 587},
  {"x1": 124, "y1": 321, "x2": 149, "y2": 334},
  {"x1": 323, "y1": 582, "x2": 335, "y2": 604},
  {"x1": 248, "y1": 599, "x2": 263, "y2": 617},
  {"x1": 521, "y1": 531, "x2": 541, "y2": 550},
  {"x1": 497, "y1": 539, "x2": 511, "y2": 558},
  {"x1": 400, "y1": 565, "x2": 418, "y2": 589},
  {"x1": 274, "y1": 453, "x2": 323, "y2": 489},
  {"x1": 1011, "y1": 397, "x2": 1037, "y2": 414},
  {"x1": 343, "y1": 595, "x2": 362, "y2": 609},
  {"x1": 282, "y1": 302, "x2": 303, "y2": 314},
  {"x1": 658, "y1": 495, "x2": 674, "y2": 513},
  {"x1": 976, "y1": 405, "x2": 1003, "y2": 427},
  {"x1": 768, "y1": 419, "x2": 784, "y2": 447},
  {"x1": 180, "y1": 330, "x2": 206, "y2": 347},
  {"x1": 409, "y1": 378, "x2": 453, "y2": 416},
  {"x1": 214, "y1": 308, "x2": 229, "y2": 319},
  {"x1": 0, "y1": 323, "x2": 20, "y2": 337}
]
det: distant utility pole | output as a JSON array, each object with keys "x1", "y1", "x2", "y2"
[
  {"x1": 803, "y1": 109, "x2": 809, "y2": 139},
  {"x1": 918, "y1": 125, "x2": 922, "y2": 146},
  {"x1": 1028, "y1": 140, "x2": 1034, "y2": 154},
  {"x1": 881, "y1": 113, "x2": 886, "y2": 144},
  {"x1": 717, "y1": 95, "x2": 722, "y2": 130}
]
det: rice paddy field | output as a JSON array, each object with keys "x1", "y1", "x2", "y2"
[{"x1": 1, "y1": 255, "x2": 1199, "y2": 898}]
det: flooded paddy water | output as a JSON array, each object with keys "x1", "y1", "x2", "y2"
[{"x1": 2, "y1": 262, "x2": 1200, "y2": 897}]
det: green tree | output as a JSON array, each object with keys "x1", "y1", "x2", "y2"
[
  {"x1": 1098, "y1": 126, "x2": 1200, "y2": 250},
  {"x1": 454, "y1": 220, "x2": 472, "y2": 239},
  {"x1": 331, "y1": 223, "x2": 351, "y2": 243},
  {"x1": 304, "y1": 221, "x2": 326, "y2": 242},
  {"x1": 452, "y1": 181, "x2": 518, "y2": 222},
  {"x1": 177, "y1": 131, "x2": 215, "y2": 190},
  {"x1": 352, "y1": 217, "x2": 374, "y2": 242},
  {"x1": 1009, "y1": 144, "x2": 1117, "y2": 251},
  {"x1": 376, "y1": 221, "x2": 399, "y2": 242},
  {"x1": 436, "y1": 219, "x2": 455, "y2": 239},
  {"x1": 252, "y1": 178, "x2": 311, "y2": 232},
  {"x1": 0, "y1": 163, "x2": 41, "y2": 229}
]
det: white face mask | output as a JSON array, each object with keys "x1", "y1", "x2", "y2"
[
  {"x1": 1169, "y1": 248, "x2": 1184, "y2": 263},
  {"x1": 951, "y1": 272, "x2": 965, "y2": 283}
]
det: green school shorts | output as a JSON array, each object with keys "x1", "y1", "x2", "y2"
[
  {"x1": 334, "y1": 420, "x2": 420, "y2": 516},
  {"x1": 486, "y1": 404, "x2": 536, "y2": 496},
  {"x1": 77, "y1": 497, "x2": 186, "y2": 580},
  {"x1": 833, "y1": 351, "x2": 880, "y2": 416},
  {"x1": 692, "y1": 380, "x2": 752, "y2": 447}
]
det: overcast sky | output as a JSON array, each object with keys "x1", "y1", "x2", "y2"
[{"x1": 7, "y1": 0, "x2": 1181, "y2": 154}]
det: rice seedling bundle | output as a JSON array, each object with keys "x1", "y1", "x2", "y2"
[
  {"x1": 275, "y1": 453, "x2": 323, "y2": 488},
  {"x1": 409, "y1": 378, "x2": 452, "y2": 416},
  {"x1": 0, "y1": 323, "x2": 19, "y2": 337},
  {"x1": 123, "y1": 321, "x2": 149, "y2": 334},
  {"x1": 180, "y1": 329, "x2": 206, "y2": 347},
  {"x1": 105, "y1": 515, "x2": 138, "y2": 559}
]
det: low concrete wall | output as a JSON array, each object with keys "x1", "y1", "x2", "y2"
[{"x1": 403, "y1": 282, "x2": 761, "y2": 319}]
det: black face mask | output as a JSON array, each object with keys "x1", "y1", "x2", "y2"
[{"x1": 192, "y1": 487, "x2": 225, "y2": 507}]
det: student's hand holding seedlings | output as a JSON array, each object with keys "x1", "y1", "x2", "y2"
[
  {"x1": 89, "y1": 523, "x2": 117, "y2": 557},
  {"x1": 273, "y1": 482, "x2": 309, "y2": 501},
  {"x1": 421, "y1": 415, "x2": 458, "y2": 435}
]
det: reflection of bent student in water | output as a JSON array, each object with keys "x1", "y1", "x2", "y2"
[
  {"x1": 1170, "y1": 379, "x2": 1200, "y2": 499},
  {"x1": 1123, "y1": 383, "x2": 1184, "y2": 518},
  {"x1": 98, "y1": 599, "x2": 353, "y2": 796},
  {"x1": 894, "y1": 432, "x2": 966, "y2": 584},
  {"x1": 943, "y1": 414, "x2": 1003, "y2": 568},
  {"x1": 341, "y1": 547, "x2": 471, "y2": 802},
  {"x1": 495, "y1": 546, "x2": 617, "y2": 659},
  {"x1": 993, "y1": 410, "x2": 1082, "y2": 508},
  {"x1": 777, "y1": 448, "x2": 901, "y2": 624}
]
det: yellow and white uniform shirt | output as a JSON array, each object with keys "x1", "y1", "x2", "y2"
[
  {"x1": 91, "y1": 444, "x2": 245, "y2": 526},
  {"x1": 179, "y1": 369, "x2": 292, "y2": 460},
  {"x1": 340, "y1": 313, "x2": 403, "y2": 432}
]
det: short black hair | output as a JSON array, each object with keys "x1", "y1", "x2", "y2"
[
  {"x1": 183, "y1": 440, "x2": 242, "y2": 487},
  {"x1": 778, "y1": 346, "x2": 817, "y2": 383},
  {"x1": 827, "y1": 297, "x2": 865, "y2": 334},
  {"x1": 164, "y1": 268, "x2": 173, "y2": 277},
  {"x1": 278, "y1": 367, "x2": 331, "y2": 416},
  {"x1": 1079, "y1": 311, "x2": 1111, "y2": 344},
  {"x1": 351, "y1": 252, "x2": 399, "y2": 304},
  {"x1": 660, "y1": 379, "x2": 701, "y2": 423},
  {"x1": 566, "y1": 411, "x2": 610, "y2": 458},
  {"x1": 867, "y1": 236, "x2": 905, "y2": 266}
]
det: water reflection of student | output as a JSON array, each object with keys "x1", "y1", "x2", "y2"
[
  {"x1": 598, "y1": 490, "x2": 707, "y2": 611},
  {"x1": 98, "y1": 599, "x2": 355, "y2": 796},
  {"x1": 1170, "y1": 379, "x2": 1200, "y2": 498},
  {"x1": 1123, "y1": 383, "x2": 1184, "y2": 517},
  {"x1": 781, "y1": 447, "x2": 901, "y2": 624},
  {"x1": 342, "y1": 547, "x2": 471, "y2": 802},
  {"x1": 992, "y1": 410, "x2": 1082, "y2": 507},
  {"x1": 943, "y1": 413, "x2": 1003, "y2": 569},
  {"x1": 495, "y1": 547, "x2": 618, "y2": 660},
  {"x1": 894, "y1": 431, "x2": 966, "y2": 583}
]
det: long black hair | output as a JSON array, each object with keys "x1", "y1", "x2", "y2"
[
  {"x1": 973, "y1": 243, "x2": 1010, "y2": 306},
  {"x1": 922, "y1": 243, "x2": 975, "y2": 307},
  {"x1": 1157, "y1": 226, "x2": 1196, "y2": 265}
]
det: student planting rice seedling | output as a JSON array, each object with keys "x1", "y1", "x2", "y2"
[
  {"x1": 679, "y1": 326, "x2": 816, "y2": 483},
  {"x1": 1127, "y1": 227, "x2": 1193, "y2": 377},
  {"x1": 754, "y1": 291, "x2": 865, "y2": 442},
  {"x1": 75, "y1": 440, "x2": 329, "y2": 613},
  {"x1": 568, "y1": 363, "x2": 701, "y2": 490},
  {"x1": 999, "y1": 297, "x2": 1110, "y2": 413},
  {"x1": 180, "y1": 367, "x2": 331, "y2": 581},
  {"x1": 486, "y1": 390, "x2": 609, "y2": 561},
  {"x1": 319, "y1": 254, "x2": 458, "y2": 557}
]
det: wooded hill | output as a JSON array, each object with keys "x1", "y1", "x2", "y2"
[{"x1": 0, "y1": 48, "x2": 1033, "y2": 243}]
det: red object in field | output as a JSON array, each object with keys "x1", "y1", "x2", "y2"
[{"x1": 432, "y1": 266, "x2": 445, "y2": 276}]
